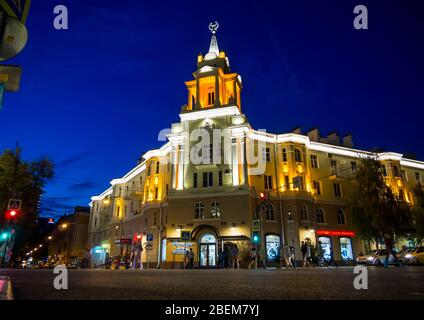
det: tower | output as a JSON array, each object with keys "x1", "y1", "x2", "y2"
[{"x1": 182, "y1": 22, "x2": 243, "y2": 112}]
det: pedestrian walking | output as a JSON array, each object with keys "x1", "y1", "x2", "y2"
[
  {"x1": 301, "y1": 241, "x2": 308, "y2": 267},
  {"x1": 187, "y1": 248, "x2": 194, "y2": 269},
  {"x1": 131, "y1": 239, "x2": 143, "y2": 270},
  {"x1": 280, "y1": 244, "x2": 293, "y2": 269},
  {"x1": 289, "y1": 240, "x2": 296, "y2": 269},
  {"x1": 224, "y1": 246, "x2": 230, "y2": 268},
  {"x1": 231, "y1": 245, "x2": 240, "y2": 269},
  {"x1": 248, "y1": 245, "x2": 257, "y2": 269}
]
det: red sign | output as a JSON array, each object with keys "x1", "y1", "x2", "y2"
[{"x1": 316, "y1": 230, "x2": 355, "y2": 237}]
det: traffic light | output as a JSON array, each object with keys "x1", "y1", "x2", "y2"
[
  {"x1": 5, "y1": 209, "x2": 20, "y2": 220},
  {"x1": 0, "y1": 231, "x2": 10, "y2": 241},
  {"x1": 252, "y1": 231, "x2": 260, "y2": 244}
]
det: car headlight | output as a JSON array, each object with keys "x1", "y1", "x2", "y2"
[
  {"x1": 367, "y1": 257, "x2": 374, "y2": 261},
  {"x1": 405, "y1": 254, "x2": 413, "y2": 259}
]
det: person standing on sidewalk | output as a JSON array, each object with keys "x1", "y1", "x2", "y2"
[
  {"x1": 131, "y1": 239, "x2": 143, "y2": 270},
  {"x1": 231, "y1": 245, "x2": 240, "y2": 269},
  {"x1": 187, "y1": 248, "x2": 194, "y2": 269}
]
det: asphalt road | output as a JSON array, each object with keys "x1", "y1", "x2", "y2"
[{"x1": 1, "y1": 266, "x2": 424, "y2": 300}]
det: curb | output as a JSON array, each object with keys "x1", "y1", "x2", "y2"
[{"x1": 0, "y1": 276, "x2": 14, "y2": 300}]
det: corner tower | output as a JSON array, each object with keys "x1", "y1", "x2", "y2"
[{"x1": 182, "y1": 22, "x2": 243, "y2": 112}]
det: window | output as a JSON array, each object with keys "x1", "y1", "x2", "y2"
[
  {"x1": 208, "y1": 91, "x2": 215, "y2": 105},
  {"x1": 337, "y1": 209, "x2": 346, "y2": 225},
  {"x1": 351, "y1": 161, "x2": 357, "y2": 174},
  {"x1": 154, "y1": 187, "x2": 158, "y2": 200},
  {"x1": 264, "y1": 175, "x2": 273, "y2": 190},
  {"x1": 116, "y1": 206, "x2": 120, "y2": 218},
  {"x1": 316, "y1": 208, "x2": 326, "y2": 223},
  {"x1": 265, "y1": 235, "x2": 281, "y2": 261},
  {"x1": 330, "y1": 160, "x2": 338, "y2": 175},
  {"x1": 282, "y1": 148, "x2": 287, "y2": 162},
  {"x1": 262, "y1": 147, "x2": 270, "y2": 162},
  {"x1": 300, "y1": 205, "x2": 308, "y2": 221},
  {"x1": 218, "y1": 171, "x2": 223, "y2": 186},
  {"x1": 284, "y1": 175, "x2": 290, "y2": 190},
  {"x1": 195, "y1": 202, "x2": 205, "y2": 219},
  {"x1": 311, "y1": 155, "x2": 318, "y2": 168},
  {"x1": 156, "y1": 161, "x2": 160, "y2": 174},
  {"x1": 211, "y1": 201, "x2": 220, "y2": 218},
  {"x1": 202, "y1": 172, "x2": 213, "y2": 187},
  {"x1": 392, "y1": 165, "x2": 399, "y2": 177},
  {"x1": 94, "y1": 217, "x2": 97, "y2": 227},
  {"x1": 333, "y1": 183, "x2": 342, "y2": 198},
  {"x1": 287, "y1": 209, "x2": 293, "y2": 221},
  {"x1": 382, "y1": 166, "x2": 387, "y2": 176},
  {"x1": 265, "y1": 204, "x2": 275, "y2": 220},
  {"x1": 295, "y1": 149, "x2": 302, "y2": 162},
  {"x1": 340, "y1": 237, "x2": 353, "y2": 260},
  {"x1": 193, "y1": 173, "x2": 198, "y2": 188},
  {"x1": 416, "y1": 172, "x2": 421, "y2": 183},
  {"x1": 401, "y1": 170, "x2": 407, "y2": 181},
  {"x1": 312, "y1": 181, "x2": 322, "y2": 195}
]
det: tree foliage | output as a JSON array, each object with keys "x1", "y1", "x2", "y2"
[
  {"x1": 348, "y1": 156, "x2": 413, "y2": 251},
  {"x1": 0, "y1": 145, "x2": 54, "y2": 258},
  {"x1": 412, "y1": 184, "x2": 424, "y2": 241}
]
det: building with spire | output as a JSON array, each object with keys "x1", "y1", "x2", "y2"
[{"x1": 88, "y1": 23, "x2": 424, "y2": 268}]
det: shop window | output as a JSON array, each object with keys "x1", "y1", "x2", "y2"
[
  {"x1": 211, "y1": 201, "x2": 221, "y2": 218},
  {"x1": 161, "y1": 239, "x2": 167, "y2": 262},
  {"x1": 339, "y1": 237, "x2": 353, "y2": 260},
  {"x1": 337, "y1": 209, "x2": 346, "y2": 225},
  {"x1": 318, "y1": 236, "x2": 332, "y2": 260},
  {"x1": 265, "y1": 235, "x2": 280, "y2": 261},
  {"x1": 195, "y1": 202, "x2": 205, "y2": 219}
]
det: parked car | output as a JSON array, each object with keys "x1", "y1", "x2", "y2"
[
  {"x1": 356, "y1": 249, "x2": 396, "y2": 266},
  {"x1": 403, "y1": 246, "x2": 424, "y2": 265}
]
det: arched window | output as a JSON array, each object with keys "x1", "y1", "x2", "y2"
[
  {"x1": 300, "y1": 205, "x2": 308, "y2": 221},
  {"x1": 295, "y1": 148, "x2": 302, "y2": 162},
  {"x1": 265, "y1": 204, "x2": 275, "y2": 221},
  {"x1": 337, "y1": 209, "x2": 346, "y2": 225},
  {"x1": 211, "y1": 201, "x2": 221, "y2": 218},
  {"x1": 316, "y1": 208, "x2": 326, "y2": 224},
  {"x1": 282, "y1": 148, "x2": 287, "y2": 162},
  {"x1": 195, "y1": 202, "x2": 204, "y2": 219}
]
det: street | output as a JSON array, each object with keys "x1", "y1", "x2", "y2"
[{"x1": 1, "y1": 266, "x2": 424, "y2": 300}]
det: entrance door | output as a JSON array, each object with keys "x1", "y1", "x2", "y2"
[{"x1": 199, "y1": 234, "x2": 216, "y2": 267}]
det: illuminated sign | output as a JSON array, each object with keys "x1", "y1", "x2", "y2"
[{"x1": 316, "y1": 230, "x2": 355, "y2": 237}]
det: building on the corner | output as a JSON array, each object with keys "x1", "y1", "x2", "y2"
[
  {"x1": 48, "y1": 206, "x2": 90, "y2": 263},
  {"x1": 88, "y1": 25, "x2": 424, "y2": 269}
]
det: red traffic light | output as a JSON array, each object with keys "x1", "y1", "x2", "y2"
[{"x1": 5, "y1": 209, "x2": 20, "y2": 219}]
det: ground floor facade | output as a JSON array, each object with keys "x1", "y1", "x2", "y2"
[{"x1": 88, "y1": 189, "x2": 368, "y2": 268}]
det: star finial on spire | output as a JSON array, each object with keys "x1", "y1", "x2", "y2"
[
  {"x1": 209, "y1": 21, "x2": 219, "y2": 34},
  {"x1": 206, "y1": 21, "x2": 220, "y2": 58}
]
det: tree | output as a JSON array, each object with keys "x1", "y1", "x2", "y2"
[
  {"x1": 348, "y1": 156, "x2": 413, "y2": 254},
  {"x1": 0, "y1": 145, "x2": 54, "y2": 261},
  {"x1": 412, "y1": 184, "x2": 424, "y2": 241}
]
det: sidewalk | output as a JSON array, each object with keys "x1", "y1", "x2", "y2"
[{"x1": 0, "y1": 276, "x2": 14, "y2": 300}]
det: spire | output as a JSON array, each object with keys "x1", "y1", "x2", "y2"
[{"x1": 205, "y1": 21, "x2": 220, "y2": 60}]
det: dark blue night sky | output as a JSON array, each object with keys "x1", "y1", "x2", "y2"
[{"x1": 1, "y1": 0, "x2": 423, "y2": 218}]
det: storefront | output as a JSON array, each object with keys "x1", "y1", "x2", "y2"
[{"x1": 317, "y1": 230, "x2": 355, "y2": 262}]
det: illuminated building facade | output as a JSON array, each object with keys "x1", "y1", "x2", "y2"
[{"x1": 88, "y1": 25, "x2": 424, "y2": 268}]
